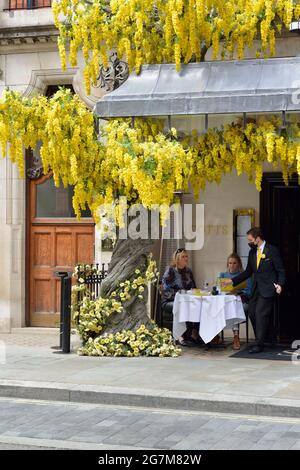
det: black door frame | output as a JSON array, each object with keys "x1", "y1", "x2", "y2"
[
  {"x1": 260, "y1": 172, "x2": 299, "y2": 243},
  {"x1": 260, "y1": 172, "x2": 299, "y2": 342}
]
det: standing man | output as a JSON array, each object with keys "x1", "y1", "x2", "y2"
[{"x1": 223, "y1": 227, "x2": 285, "y2": 353}]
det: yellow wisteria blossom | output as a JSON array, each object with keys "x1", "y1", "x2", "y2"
[
  {"x1": 52, "y1": 0, "x2": 300, "y2": 94},
  {"x1": 1, "y1": 89, "x2": 300, "y2": 225}
]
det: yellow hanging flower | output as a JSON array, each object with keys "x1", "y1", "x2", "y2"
[{"x1": 52, "y1": 0, "x2": 298, "y2": 95}]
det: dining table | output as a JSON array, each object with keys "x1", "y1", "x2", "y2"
[{"x1": 172, "y1": 292, "x2": 246, "y2": 344}]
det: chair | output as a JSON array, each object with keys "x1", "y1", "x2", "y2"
[
  {"x1": 154, "y1": 283, "x2": 173, "y2": 332},
  {"x1": 161, "y1": 303, "x2": 173, "y2": 332},
  {"x1": 218, "y1": 301, "x2": 249, "y2": 344}
]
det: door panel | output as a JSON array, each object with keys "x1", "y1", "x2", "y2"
[
  {"x1": 55, "y1": 232, "x2": 73, "y2": 266},
  {"x1": 75, "y1": 231, "x2": 95, "y2": 264},
  {"x1": 34, "y1": 279, "x2": 52, "y2": 312},
  {"x1": 34, "y1": 230, "x2": 53, "y2": 266},
  {"x1": 28, "y1": 174, "x2": 95, "y2": 327}
]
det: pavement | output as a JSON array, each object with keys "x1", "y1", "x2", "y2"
[
  {"x1": 1, "y1": 397, "x2": 300, "y2": 450},
  {"x1": 0, "y1": 328, "x2": 300, "y2": 418}
]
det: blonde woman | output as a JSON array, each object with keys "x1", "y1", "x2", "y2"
[
  {"x1": 161, "y1": 248, "x2": 199, "y2": 346},
  {"x1": 219, "y1": 253, "x2": 252, "y2": 350}
]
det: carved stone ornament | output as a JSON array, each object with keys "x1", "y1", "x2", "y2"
[
  {"x1": 97, "y1": 52, "x2": 129, "y2": 92},
  {"x1": 27, "y1": 166, "x2": 44, "y2": 180},
  {"x1": 26, "y1": 149, "x2": 44, "y2": 180}
]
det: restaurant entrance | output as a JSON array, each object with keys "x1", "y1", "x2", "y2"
[{"x1": 260, "y1": 173, "x2": 300, "y2": 343}]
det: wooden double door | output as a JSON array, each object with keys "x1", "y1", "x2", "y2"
[{"x1": 27, "y1": 174, "x2": 95, "y2": 327}]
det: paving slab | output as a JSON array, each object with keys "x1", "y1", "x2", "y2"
[{"x1": 1, "y1": 329, "x2": 300, "y2": 418}]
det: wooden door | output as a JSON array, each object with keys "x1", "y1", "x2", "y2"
[{"x1": 27, "y1": 174, "x2": 95, "y2": 327}]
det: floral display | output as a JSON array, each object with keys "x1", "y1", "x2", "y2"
[
  {"x1": 72, "y1": 256, "x2": 180, "y2": 357},
  {"x1": 1, "y1": 89, "x2": 300, "y2": 221},
  {"x1": 78, "y1": 324, "x2": 181, "y2": 357},
  {"x1": 1, "y1": 89, "x2": 300, "y2": 356},
  {"x1": 52, "y1": 0, "x2": 300, "y2": 93}
]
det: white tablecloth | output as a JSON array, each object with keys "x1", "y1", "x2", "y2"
[{"x1": 172, "y1": 293, "x2": 246, "y2": 344}]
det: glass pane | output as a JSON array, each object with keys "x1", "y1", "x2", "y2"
[
  {"x1": 36, "y1": 177, "x2": 91, "y2": 218},
  {"x1": 208, "y1": 113, "x2": 243, "y2": 129},
  {"x1": 237, "y1": 215, "x2": 252, "y2": 236}
]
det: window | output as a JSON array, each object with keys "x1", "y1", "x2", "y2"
[
  {"x1": 8, "y1": 0, "x2": 51, "y2": 10},
  {"x1": 36, "y1": 177, "x2": 92, "y2": 219},
  {"x1": 233, "y1": 209, "x2": 255, "y2": 269}
]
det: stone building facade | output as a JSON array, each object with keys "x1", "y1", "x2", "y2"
[
  {"x1": 0, "y1": 2, "x2": 300, "y2": 342},
  {"x1": 0, "y1": 2, "x2": 108, "y2": 331}
]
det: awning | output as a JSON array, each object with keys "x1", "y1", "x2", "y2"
[{"x1": 95, "y1": 57, "x2": 300, "y2": 118}]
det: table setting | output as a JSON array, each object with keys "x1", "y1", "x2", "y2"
[{"x1": 172, "y1": 288, "x2": 246, "y2": 344}]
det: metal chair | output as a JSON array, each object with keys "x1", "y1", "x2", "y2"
[{"x1": 154, "y1": 283, "x2": 173, "y2": 332}]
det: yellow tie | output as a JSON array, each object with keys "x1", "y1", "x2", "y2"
[{"x1": 257, "y1": 247, "x2": 262, "y2": 269}]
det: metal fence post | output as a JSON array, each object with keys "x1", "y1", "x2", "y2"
[
  {"x1": 61, "y1": 273, "x2": 72, "y2": 353},
  {"x1": 54, "y1": 271, "x2": 72, "y2": 352}
]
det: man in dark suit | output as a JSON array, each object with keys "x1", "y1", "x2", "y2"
[{"x1": 223, "y1": 227, "x2": 286, "y2": 353}]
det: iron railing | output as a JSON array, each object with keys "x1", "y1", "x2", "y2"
[
  {"x1": 76, "y1": 263, "x2": 109, "y2": 302},
  {"x1": 8, "y1": 0, "x2": 52, "y2": 9},
  {"x1": 54, "y1": 264, "x2": 109, "y2": 353}
]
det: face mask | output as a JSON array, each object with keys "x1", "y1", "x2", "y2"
[{"x1": 248, "y1": 242, "x2": 256, "y2": 249}]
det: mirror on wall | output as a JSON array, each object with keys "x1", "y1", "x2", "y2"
[{"x1": 233, "y1": 209, "x2": 255, "y2": 269}]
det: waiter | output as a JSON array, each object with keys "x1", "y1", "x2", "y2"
[{"x1": 223, "y1": 227, "x2": 285, "y2": 353}]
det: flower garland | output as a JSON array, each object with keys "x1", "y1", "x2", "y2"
[
  {"x1": 72, "y1": 255, "x2": 159, "y2": 341},
  {"x1": 72, "y1": 255, "x2": 181, "y2": 357},
  {"x1": 52, "y1": 0, "x2": 300, "y2": 94},
  {"x1": 1, "y1": 89, "x2": 300, "y2": 225},
  {"x1": 79, "y1": 325, "x2": 181, "y2": 357},
  {"x1": 96, "y1": 119, "x2": 194, "y2": 225},
  {"x1": 190, "y1": 117, "x2": 300, "y2": 195},
  {"x1": 0, "y1": 88, "x2": 104, "y2": 219}
]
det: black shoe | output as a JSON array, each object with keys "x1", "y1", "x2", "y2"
[{"x1": 248, "y1": 345, "x2": 264, "y2": 354}]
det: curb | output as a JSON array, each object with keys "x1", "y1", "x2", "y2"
[
  {"x1": 0, "y1": 435, "x2": 149, "y2": 450},
  {"x1": 1, "y1": 379, "x2": 300, "y2": 418}
]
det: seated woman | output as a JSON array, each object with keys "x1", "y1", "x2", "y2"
[
  {"x1": 219, "y1": 253, "x2": 252, "y2": 350},
  {"x1": 161, "y1": 248, "x2": 199, "y2": 346}
]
